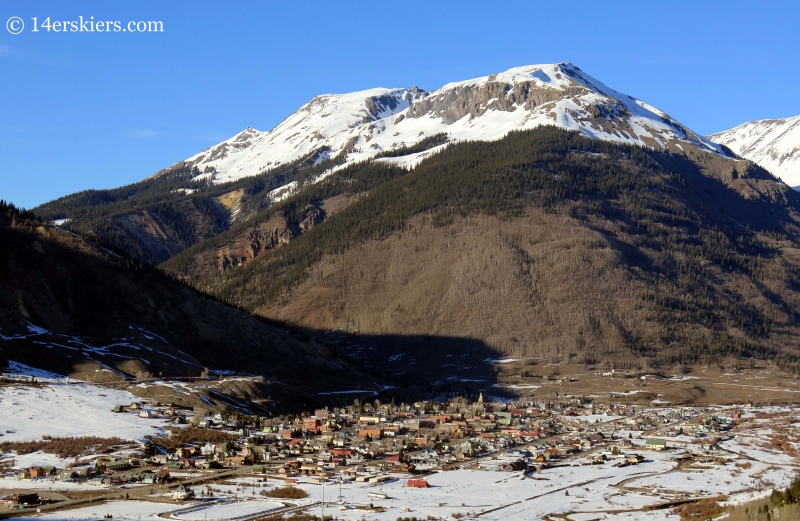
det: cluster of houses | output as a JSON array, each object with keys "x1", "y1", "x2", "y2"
[
  {"x1": 17, "y1": 465, "x2": 92, "y2": 481},
  {"x1": 16, "y1": 461, "x2": 173, "y2": 486},
  {"x1": 147, "y1": 398, "x2": 740, "y2": 475},
  {"x1": 6, "y1": 396, "x2": 746, "y2": 507}
]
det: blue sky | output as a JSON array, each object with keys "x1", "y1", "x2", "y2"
[{"x1": 1, "y1": 0, "x2": 799, "y2": 209}]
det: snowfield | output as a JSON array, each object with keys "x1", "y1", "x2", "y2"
[
  {"x1": 4, "y1": 500, "x2": 190, "y2": 520},
  {"x1": 0, "y1": 474, "x2": 109, "y2": 491},
  {"x1": 626, "y1": 458, "x2": 793, "y2": 497},
  {"x1": 0, "y1": 364, "x2": 172, "y2": 443},
  {"x1": 170, "y1": 498, "x2": 286, "y2": 520},
  {"x1": 709, "y1": 114, "x2": 800, "y2": 186},
  {"x1": 273, "y1": 461, "x2": 677, "y2": 521}
]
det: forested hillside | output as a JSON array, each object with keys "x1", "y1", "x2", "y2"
[
  {"x1": 32, "y1": 157, "x2": 339, "y2": 264},
  {"x1": 160, "y1": 127, "x2": 800, "y2": 374}
]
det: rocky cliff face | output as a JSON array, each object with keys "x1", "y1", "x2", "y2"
[
  {"x1": 363, "y1": 87, "x2": 426, "y2": 122},
  {"x1": 214, "y1": 205, "x2": 324, "y2": 272}
]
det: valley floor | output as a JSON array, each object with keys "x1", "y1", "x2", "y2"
[{"x1": 3, "y1": 363, "x2": 800, "y2": 521}]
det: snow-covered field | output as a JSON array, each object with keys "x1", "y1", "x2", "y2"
[
  {"x1": 196, "y1": 455, "x2": 680, "y2": 521},
  {"x1": 3, "y1": 451, "x2": 74, "y2": 469},
  {"x1": 720, "y1": 431, "x2": 800, "y2": 466},
  {"x1": 566, "y1": 414, "x2": 624, "y2": 424},
  {"x1": 171, "y1": 499, "x2": 285, "y2": 520},
  {"x1": 0, "y1": 381, "x2": 171, "y2": 443},
  {"x1": 4, "y1": 500, "x2": 188, "y2": 521},
  {"x1": 0, "y1": 474, "x2": 108, "y2": 491},
  {"x1": 0, "y1": 363, "x2": 178, "y2": 449},
  {"x1": 626, "y1": 459, "x2": 792, "y2": 496},
  {"x1": 568, "y1": 512, "x2": 670, "y2": 521},
  {"x1": 134, "y1": 461, "x2": 696, "y2": 521}
]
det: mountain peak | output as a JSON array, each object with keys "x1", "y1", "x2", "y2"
[
  {"x1": 440, "y1": 63, "x2": 579, "y2": 90},
  {"x1": 181, "y1": 63, "x2": 730, "y2": 184}
]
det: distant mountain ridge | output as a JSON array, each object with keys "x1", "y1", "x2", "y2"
[
  {"x1": 709, "y1": 114, "x2": 800, "y2": 187},
  {"x1": 181, "y1": 62, "x2": 730, "y2": 185}
]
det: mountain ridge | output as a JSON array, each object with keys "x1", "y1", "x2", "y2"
[
  {"x1": 0, "y1": 200, "x2": 388, "y2": 411},
  {"x1": 709, "y1": 114, "x2": 800, "y2": 187},
  {"x1": 175, "y1": 62, "x2": 731, "y2": 187},
  {"x1": 36, "y1": 61, "x2": 747, "y2": 266}
]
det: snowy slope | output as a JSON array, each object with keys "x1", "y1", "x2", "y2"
[
  {"x1": 185, "y1": 87, "x2": 424, "y2": 183},
  {"x1": 709, "y1": 115, "x2": 800, "y2": 186},
  {"x1": 392, "y1": 63, "x2": 724, "y2": 155},
  {"x1": 179, "y1": 63, "x2": 729, "y2": 186},
  {"x1": 0, "y1": 363, "x2": 171, "y2": 442}
]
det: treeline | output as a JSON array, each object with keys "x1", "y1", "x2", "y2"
[
  {"x1": 0, "y1": 200, "x2": 40, "y2": 222},
  {"x1": 33, "y1": 164, "x2": 213, "y2": 223},
  {"x1": 374, "y1": 132, "x2": 449, "y2": 158},
  {"x1": 198, "y1": 127, "x2": 683, "y2": 303},
  {"x1": 82, "y1": 196, "x2": 232, "y2": 265},
  {"x1": 160, "y1": 160, "x2": 409, "y2": 275},
  {"x1": 169, "y1": 128, "x2": 662, "y2": 282},
  {"x1": 715, "y1": 474, "x2": 800, "y2": 521}
]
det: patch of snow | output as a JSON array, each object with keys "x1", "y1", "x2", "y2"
[
  {"x1": 0, "y1": 363, "x2": 174, "y2": 442},
  {"x1": 171, "y1": 499, "x2": 284, "y2": 520},
  {"x1": 485, "y1": 357, "x2": 519, "y2": 364}
]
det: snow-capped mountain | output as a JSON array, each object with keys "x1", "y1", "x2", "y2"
[
  {"x1": 709, "y1": 115, "x2": 800, "y2": 186},
  {"x1": 183, "y1": 63, "x2": 729, "y2": 184},
  {"x1": 186, "y1": 87, "x2": 426, "y2": 183}
]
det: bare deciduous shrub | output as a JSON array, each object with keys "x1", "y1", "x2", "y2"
[
  {"x1": 259, "y1": 486, "x2": 309, "y2": 499},
  {"x1": 0, "y1": 436, "x2": 128, "y2": 458},
  {"x1": 150, "y1": 427, "x2": 238, "y2": 450}
]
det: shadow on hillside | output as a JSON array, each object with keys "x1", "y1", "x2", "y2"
[
  {"x1": 653, "y1": 151, "x2": 800, "y2": 319},
  {"x1": 306, "y1": 329, "x2": 512, "y2": 402},
  {"x1": 2, "y1": 327, "x2": 515, "y2": 409},
  {"x1": 655, "y1": 150, "x2": 800, "y2": 233}
]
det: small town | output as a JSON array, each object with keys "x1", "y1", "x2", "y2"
[{"x1": 3, "y1": 372, "x2": 796, "y2": 521}]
